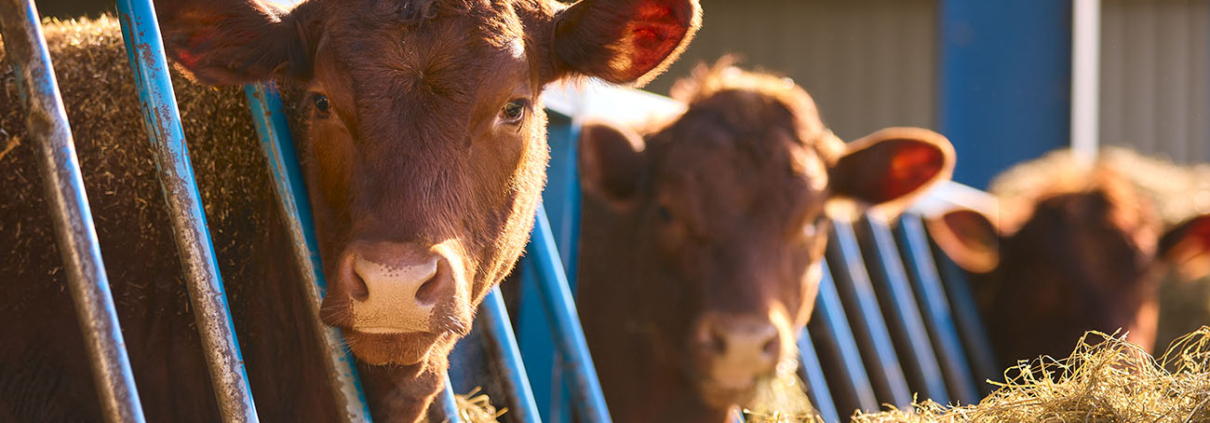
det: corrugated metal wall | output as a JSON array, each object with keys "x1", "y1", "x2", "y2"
[
  {"x1": 643, "y1": 0, "x2": 939, "y2": 142},
  {"x1": 1101, "y1": 0, "x2": 1210, "y2": 164}
]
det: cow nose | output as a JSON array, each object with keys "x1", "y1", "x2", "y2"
[
  {"x1": 335, "y1": 242, "x2": 453, "y2": 334},
  {"x1": 695, "y1": 315, "x2": 782, "y2": 388}
]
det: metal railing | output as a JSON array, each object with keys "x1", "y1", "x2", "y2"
[
  {"x1": 3, "y1": 0, "x2": 1004, "y2": 421},
  {"x1": 1, "y1": 0, "x2": 550, "y2": 421}
]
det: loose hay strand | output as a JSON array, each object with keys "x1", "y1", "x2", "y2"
[
  {"x1": 851, "y1": 327, "x2": 1210, "y2": 423},
  {"x1": 452, "y1": 387, "x2": 506, "y2": 423}
]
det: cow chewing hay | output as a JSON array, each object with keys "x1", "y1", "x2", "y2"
[
  {"x1": 847, "y1": 327, "x2": 1210, "y2": 423},
  {"x1": 741, "y1": 367, "x2": 823, "y2": 423}
]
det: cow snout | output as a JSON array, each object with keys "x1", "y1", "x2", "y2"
[
  {"x1": 332, "y1": 242, "x2": 455, "y2": 334},
  {"x1": 694, "y1": 314, "x2": 783, "y2": 391}
]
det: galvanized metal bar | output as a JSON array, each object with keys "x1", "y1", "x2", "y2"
[
  {"x1": 806, "y1": 261, "x2": 878, "y2": 414},
  {"x1": 796, "y1": 328, "x2": 839, "y2": 423},
  {"x1": 892, "y1": 214, "x2": 980, "y2": 404},
  {"x1": 433, "y1": 375, "x2": 463, "y2": 423},
  {"x1": 114, "y1": 0, "x2": 258, "y2": 420},
  {"x1": 243, "y1": 82, "x2": 371, "y2": 422},
  {"x1": 853, "y1": 216, "x2": 950, "y2": 404},
  {"x1": 0, "y1": 1, "x2": 146, "y2": 421},
  {"x1": 523, "y1": 204, "x2": 612, "y2": 423},
  {"x1": 825, "y1": 221, "x2": 912, "y2": 408},
  {"x1": 480, "y1": 287, "x2": 543, "y2": 423}
]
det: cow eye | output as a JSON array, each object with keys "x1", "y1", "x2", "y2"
[
  {"x1": 500, "y1": 98, "x2": 527, "y2": 123},
  {"x1": 312, "y1": 94, "x2": 330, "y2": 114},
  {"x1": 803, "y1": 215, "x2": 829, "y2": 239},
  {"x1": 657, "y1": 206, "x2": 673, "y2": 222}
]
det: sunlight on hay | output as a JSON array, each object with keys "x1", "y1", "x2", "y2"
[
  {"x1": 449, "y1": 388, "x2": 505, "y2": 423},
  {"x1": 851, "y1": 327, "x2": 1210, "y2": 423},
  {"x1": 743, "y1": 360, "x2": 825, "y2": 423}
]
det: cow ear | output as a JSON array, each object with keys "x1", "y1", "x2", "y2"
[
  {"x1": 578, "y1": 121, "x2": 648, "y2": 211},
  {"x1": 156, "y1": 0, "x2": 323, "y2": 85},
  {"x1": 925, "y1": 208, "x2": 1001, "y2": 273},
  {"x1": 1158, "y1": 214, "x2": 1210, "y2": 280},
  {"x1": 552, "y1": 0, "x2": 701, "y2": 86},
  {"x1": 827, "y1": 127, "x2": 956, "y2": 218}
]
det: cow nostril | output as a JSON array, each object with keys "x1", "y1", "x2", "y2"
[
  {"x1": 762, "y1": 336, "x2": 779, "y2": 359},
  {"x1": 709, "y1": 330, "x2": 727, "y2": 355},
  {"x1": 414, "y1": 272, "x2": 441, "y2": 306},
  {"x1": 349, "y1": 272, "x2": 369, "y2": 302}
]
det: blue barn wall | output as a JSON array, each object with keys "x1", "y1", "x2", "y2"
[{"x1": 939, "y1": 0, "x2": 1073, "y2": 189}]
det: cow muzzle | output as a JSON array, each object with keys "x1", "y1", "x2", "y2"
[
  {"x1": 691, "y1": 312, "x2": 790, "y2": 409},
  {"x1": 323, "y1": 240, "x2": 470, "y2": 365}
]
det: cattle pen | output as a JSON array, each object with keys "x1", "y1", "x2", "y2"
[{"x1": 3, "y1": 0, "x2": 1121, "y2": 422}]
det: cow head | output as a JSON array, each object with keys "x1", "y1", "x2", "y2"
[
  {"x1": 927, "y1": 169, "x2": 1210, "y2": 367},
  {"x1": 577, "y1": 63, "x2": 954, "y2": 411},
  {"x1": 155, "y1": 0, "x2": 700, "y2": 367}
]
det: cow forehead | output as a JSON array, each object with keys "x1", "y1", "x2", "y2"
[{"x1": 653, "y1": 128, "x2": 828, "y2": 223}]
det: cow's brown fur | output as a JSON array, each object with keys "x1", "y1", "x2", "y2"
[
  {"x1": 575, "y1": 62, "x2": 955, "y2": 423},
  {"x1": 1, "y1": 0, "x2": 700, "y2": 419},
  {"x1": 929, "y1": 162, "x2": 1210, "y2": 371}
]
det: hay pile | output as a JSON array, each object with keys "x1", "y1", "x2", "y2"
[{"x1": 849, "y1": 327, "x2": 1210, "y2": 423}]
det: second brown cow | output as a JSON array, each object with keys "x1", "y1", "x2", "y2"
[
  {"x1": 574, "y1": 63, "x2": 956, "y2": 422},
  {"x1": 928, "y1": 156, "x2": 1210, "y2": 370}
]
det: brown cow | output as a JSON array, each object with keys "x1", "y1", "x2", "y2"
[
  {"x1": 574, "y1": 62, "x2": 956, "y2": 423},
  {"x1": 0, "y1": 0, "x2": 699, "y2": 420},
  {"x1": 927, "y1": 163, "x2": 1210, "y2": 370}
]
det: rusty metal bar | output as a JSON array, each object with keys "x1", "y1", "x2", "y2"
[
  {"x1": 114, "y1": 0, "x2": 258, "y2": 420},
  {"x1": 0, "y1": 1, "x2": 146, "y2": 421},
  {"x1": 243, "y1": 82, "x2": 371, "y2": 422}
]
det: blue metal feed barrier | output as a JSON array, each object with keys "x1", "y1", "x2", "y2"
[{"x1": 2, "y1": 1, "x2": 1006, "y2": 422}]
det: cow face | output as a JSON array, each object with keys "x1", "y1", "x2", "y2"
[
  {"x1": 928, "y1": 171, "x2": 1210, "y2": 367},
  {"x1": 155, "y1": 0, "x2": 700, "y2": 366},
  {"x1": 578, "y1": 64, "x2": 954, "y2": 412}
]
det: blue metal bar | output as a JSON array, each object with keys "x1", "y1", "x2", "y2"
[
  {"x1": 927, "y1": 232, "x2": 999, "y2": 395},
  {"x1": 517, "y1": 114, "x2": 579, "y2": 423},
  {"x1": 796, "y1": 328, "x2": 839, "y2": 423},
  {"x1": 826, "y1": 222, "x2": 912, "y2": 408},
  {"x1": 480, "y1": 287, "x2": 543, "y2": 423},
  {"x1": 853, "y1": 217, "x2": 950, "y2": 405},
  {"x1": 114, "y1": 0, "x2": 258, "y2": 420},
  {"x1": 892, "y1": 214, "x2": 980, "y2": 404},
  {"x1": 433, "y1": 375, "x2": 462, "y2": 423},
  {"x1": 0, "y1": 1, "x2": 146, "y2": 421},
  {"x1": 939, "y1": 0, "x2": 1072, "y2": 189},
  {"x1": 243, "y1": 82, "x2": 371, "y2": 422},
  {"x1": 806, "y1": 261, "x2": 878, "y2": 414},
  {"x1": 522, "y1": 204, "x2": 612, "y2": 423}
]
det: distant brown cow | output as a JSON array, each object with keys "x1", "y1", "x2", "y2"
[
  {"x1": 928, "y1": 164, "x2": 1210, "y2": 370},
  {"x1": 574, "y1": 63, "x2": 956, "y2": 423},
  {"x1": 1, "y1": 0, "x2": 699, "y2": 420}
]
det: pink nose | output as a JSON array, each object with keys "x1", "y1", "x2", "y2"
[
  {"x1": 695, "y1": 314, "x2": 783, "y2": 388},
  {"x1": 332, "y1": 242, "x2": 453, "y2": 334}
]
